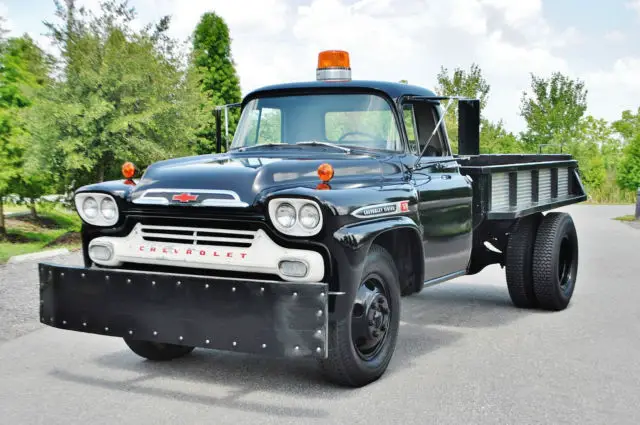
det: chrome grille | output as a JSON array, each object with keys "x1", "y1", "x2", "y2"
[{"x1": 139, "y1": 225, "x2": 256, "y2": 248}]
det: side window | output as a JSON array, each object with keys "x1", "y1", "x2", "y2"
[
  {"x1": 402, "y1": 104, "x2": 419, "y2": 154},
  {"x1": 257, "y1": 108, "x2": 282, "y2": 143},
  {"x1": 412, "y1": 102, "x2": 449, "y2": 157}
]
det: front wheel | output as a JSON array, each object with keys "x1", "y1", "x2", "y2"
[
  {"x1": 319, "y1": 244, "x2": 401, "y2": 387},
  {"x1": 124, "y1": 339, "x2": 195, "y2": 361}
]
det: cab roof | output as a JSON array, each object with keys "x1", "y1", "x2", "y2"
[{"x1": 242, "y1": 80, "x2": 439, "y2": 105}]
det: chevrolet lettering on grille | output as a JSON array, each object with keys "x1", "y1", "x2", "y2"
[{"x1": 138, "y1": 245, "x2": 248, "y2": 259}]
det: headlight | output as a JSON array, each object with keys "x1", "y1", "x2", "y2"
[
  {"x1": 299, "y1": 204, "x2": 320, "y2": 229},
  {"x1": 74, "y1": 192, "x2": 120, "y2": 226},
  {"x1": 275, "y1": 202, "x2": 296, "y2": 228},
  {"x1": 100, "y1": 197, "x2": 117, "y2": 220},
  {"x1": 82, "y1": 197, "x2": 99, "y2": 218},
  {"x1": 268, "y1": 198, "x2": 323, "y2": 236}
]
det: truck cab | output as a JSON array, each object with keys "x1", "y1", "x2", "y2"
[{"x1": 38, "y1": 50, "x2": 587, "y2": 388}]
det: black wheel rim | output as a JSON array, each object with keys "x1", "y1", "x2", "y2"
[
  {"x1": 351, "y1": 274, "x2": 392, "y2": 361},
  {"x1": 558, "y1": 235, "x2": 574, "y2": 293}
]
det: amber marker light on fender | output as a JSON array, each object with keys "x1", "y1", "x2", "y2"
[{"x1": 122, "y1": 161, "x2": 136, "y2": 179}]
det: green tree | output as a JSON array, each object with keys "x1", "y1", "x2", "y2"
[
  {"x1": 616, "y1": 134, "x2": 640, "y2": 191},
  {"x1": 190, "y1": 12, "x2": 242, "y2": 154},
  {"x1": 26, "y1": 0, "x2": 207, "y2": 192},
  {"x1": 519, "y1": 72, "x2": 588, "y2": 152},
  {"x1": 613, "y1": 108, "x2": 640, "y2": 191},
  {"x1": 0, "y1": 33, "x2": 54, "y2": 233},
  {"x1": 4, "y1": 35, "x2": 55, "y2": 218},
  {"x1": 434, "y1": 63, "x2": 490, "y2": 152},
  {"x1": 479, "y1": 119, "x2": 522, "y2": 154}
]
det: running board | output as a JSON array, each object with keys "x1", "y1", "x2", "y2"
[{"x1": 422, "y1": 270, "x2": 467, "y2": 288}]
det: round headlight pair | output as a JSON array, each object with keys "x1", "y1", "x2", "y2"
[
  {"x1": 269, "y1": 198, "x2": 323, "y2": 236},
  {"x1": 275, "y1": 202, "x2": 320, "y2": 229},
  {"x1": 75, "y1": 193, "x2": 120, "y2": 226}
]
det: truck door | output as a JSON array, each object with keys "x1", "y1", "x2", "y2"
[{"x1": 403, "y1": 100, "x2": 474, "y2": 283}]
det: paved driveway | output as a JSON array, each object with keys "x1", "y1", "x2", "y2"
[{"x1": 1, "y1": 205, "x2": 639, "y2": 425}]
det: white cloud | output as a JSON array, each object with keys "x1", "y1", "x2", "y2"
[
  {"x1": 605, "y1": 30, "x2": 626, "y2": 42},
  {"x1": 627, "y1": 0, "x2": 640, "y2": 17},
  {"x1": 584, "y1": 57, "x2": 640, "y2": 119},
  {"x1": 1, "y1": 0, "x2": 635, "y2": 133},
  {"x1": 0, "y1": 1, "x2": 14, "y2": 33}
]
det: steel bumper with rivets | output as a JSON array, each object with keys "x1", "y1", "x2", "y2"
[{"x1": 38, "y1": 263, "x2": 329, "y2": 358}]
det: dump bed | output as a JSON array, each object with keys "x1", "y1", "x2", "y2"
[{"x1": 458, "y1": 154, "x2": 587, "y2": 221}]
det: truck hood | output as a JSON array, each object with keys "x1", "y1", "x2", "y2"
[{"x1": 128, "y1": 149, "x2": 401, "y2": 207}]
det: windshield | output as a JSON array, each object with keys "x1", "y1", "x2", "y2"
[{"x1": 230, "y1": 93, "x2": 403, "y2": 151}]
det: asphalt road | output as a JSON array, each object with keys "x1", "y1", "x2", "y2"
[{"x1": 1, "y1": 204, "x2": 639, "y2": 425}]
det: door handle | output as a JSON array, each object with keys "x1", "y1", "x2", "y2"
[{"x1": 441, "y1": 175, "x2": 451, "y2": 180}]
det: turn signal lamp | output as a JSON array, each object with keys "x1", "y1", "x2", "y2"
[
  {"x1": 317, "y1": 163, "x2": 334, "y2": 182},
  {"x1": 316, "y1": 50, "x2": 352, "y2": 81},
  {"x1": 122, "y1": 161, "x2": 136, "y2": 179}
]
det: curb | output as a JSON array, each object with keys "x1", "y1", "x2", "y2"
[
  {"x1": 4, "y1": 211, "x2": 31, "y2": 218},
  {"x1": 7, "y1": 248, "x2": 70, "y2": 264}
]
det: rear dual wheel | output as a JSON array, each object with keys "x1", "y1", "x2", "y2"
[{"x1": 505, "y1": 212, "x2": 578, "y2": 311}]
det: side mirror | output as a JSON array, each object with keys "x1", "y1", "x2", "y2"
[
  {"x1": 458, "y1": 99, "x2": 480, "y2": 156},
  {"x1": 215, "y1": 103, "x2": 242, "y2": 153}
]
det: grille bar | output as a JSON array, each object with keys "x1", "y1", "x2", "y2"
[
  {"x1": 139, "y1": 224, "x2": 257, "y2": 247},
  {"x1": 140, "y1": 224, "x2": 255, "y2": 236}
]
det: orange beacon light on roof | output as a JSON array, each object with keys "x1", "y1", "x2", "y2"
[{"x1": 316, "y1": 50, "x2": 352, "y2": 82}]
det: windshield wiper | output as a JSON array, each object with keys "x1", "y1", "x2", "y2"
[
  {"x1": 234, "y1": 143, "x2": 291, "y2": 152},
  {"x1": 295, "y1": 140, "x2": 351, "y2": 153}
]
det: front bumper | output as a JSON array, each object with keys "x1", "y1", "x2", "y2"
[{"x1": 38, "y1": 263, "x2": 328, "y2": 359}]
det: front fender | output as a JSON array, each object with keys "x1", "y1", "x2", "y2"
[
  {"x1": 330, "y1": 216, "x2": 423, "y2": 317},
  {"x1": 333, "y1": 215, "x2": 422, "y2": 252}
]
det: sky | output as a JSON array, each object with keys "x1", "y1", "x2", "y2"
[{"x1": 1, "y1": 0, "x2": 639, "y2": 134}]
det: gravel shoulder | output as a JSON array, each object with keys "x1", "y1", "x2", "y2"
[{"x1": 0, "y1": 252, "x2": 83, "y2": 343}]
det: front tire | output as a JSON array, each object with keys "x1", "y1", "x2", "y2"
[
  {"x1": 319, "y1": 244, "x2": 401, "y2": 387},
  {"x1": 531, "y1": 212, "x2": 579, "y2": 311},
  {"x1": 124, "y1": 339, "x2": 195, "y2": 361}
]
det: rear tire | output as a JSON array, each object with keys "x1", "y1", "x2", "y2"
[
  {"x1": 531, "y1": 212, "x2": 579, "y2": 311},
  {"x1": 319, "y1": 244, "x2": 401, "y2": 387},
  {"x1": 505, "y1": 213, "x2": 542, "y2": 308},
  {"x1": 124, "y1": 339, "x2": 195, "y2": 361}
]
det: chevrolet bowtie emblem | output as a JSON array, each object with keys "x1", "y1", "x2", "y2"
[{"x1": 172, "y1": 193, "x2": 199, "y2": 203}]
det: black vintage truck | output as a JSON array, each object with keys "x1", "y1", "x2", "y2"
[{"x1": 38, "y1": 50, "x2": 587, "y2": 387}]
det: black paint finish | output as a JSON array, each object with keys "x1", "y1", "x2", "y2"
[
  {"x1": 39, "y1": 263, "x2": 328, "y2": 358},
  {"x1": 51, "y1": 79, "x2": 587, "y2": 333}
]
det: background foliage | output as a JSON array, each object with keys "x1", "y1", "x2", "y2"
[{"x1": 0, "y1": 0, "x2": 639, "y2": 236}]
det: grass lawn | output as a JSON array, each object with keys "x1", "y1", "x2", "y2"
[
  {"x1": 0, "y1": 205, "x2": 82, "y2": 264},
  {"x1": 614, "y1": 215, "x2": 638, "y2": 222},
  {"x1": 3, "y1": 204, "x2": 29, "y2": 214}
]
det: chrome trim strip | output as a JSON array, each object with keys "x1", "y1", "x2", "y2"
[
  {"x1": 132, "y1": 188, "x2": 249, "y2": 207},
  {"x1": 422, "y1": 270, "x2": 466, "y2": 288}
]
